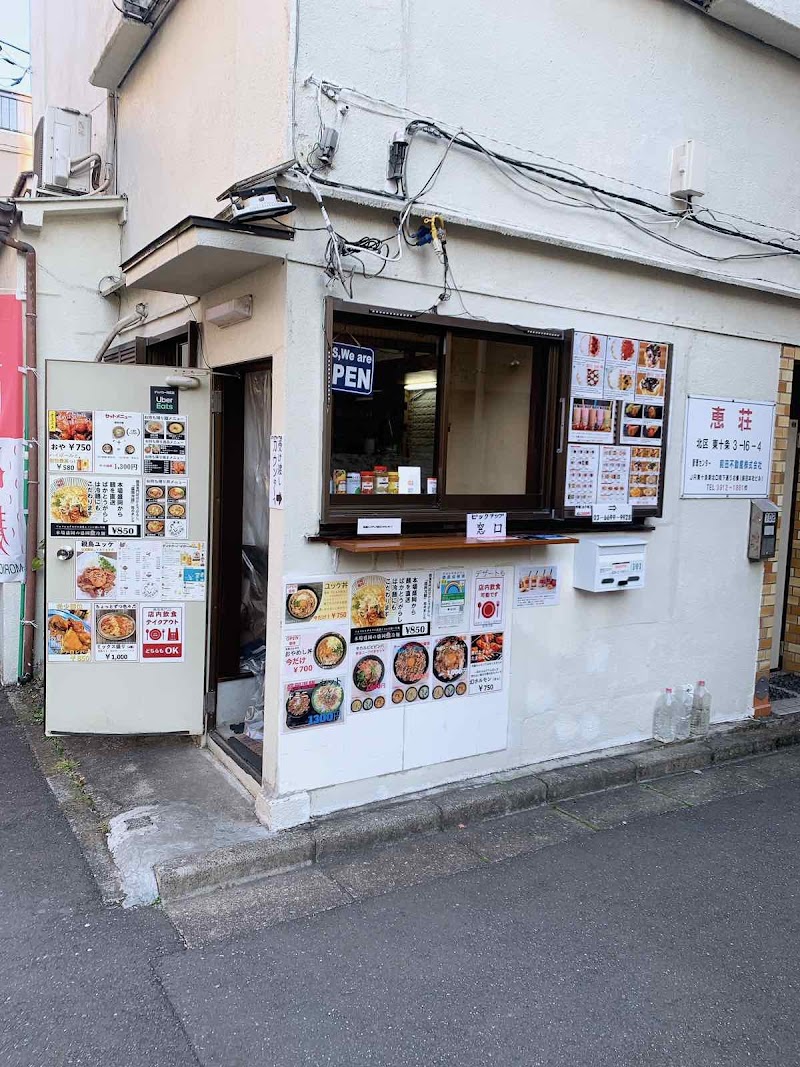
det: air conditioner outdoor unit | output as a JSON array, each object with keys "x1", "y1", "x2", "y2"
[{"x1": 34, "y1": 106, "x2": 94, "y2": 194}]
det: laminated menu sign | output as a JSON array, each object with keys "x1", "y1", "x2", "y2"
[
  {"x1": 568, "y1": 397, "x2": 616, "y2": 445},
  {"x1": 284, "y1": 676, "x2": 346, "y2": 730},
  {"x1": 389, "y1": 637, "x2": 432, "y2": 705},
  {"x1": 47, "y1": 410, "x2": 94, "y2": 473},
  {"x1": 161, "y1": 541, "x2": 206, "y2": 601},
  {"x1": 49, "y1": 476, "x2": 141, "y2": 537},
  {"x1": 597, "y1": 445, "x2": 631, "y2": 503},
  {"x1": 75, "y1": 539, "x2": 161, "y2": 601},
  {"x1": 143, "y1": 415, "x2": 188, "y2": 476},
  {"x1": 93, "y1": 604, "x2": 138, "y2": 662},
  {"x1": 282, "y1": 627, "x2": 348, "y2": 682},
  {"x1": 433, "y1": 569, "x2": 468, "y2": 632},
  {"x1": 603, "y1": 337, "x2": 638, "y2": 402},
  {"x1": 629, "y1": 446, "x2": 661, "y2": 505},
  {"x1": 619, "y1": 399, "x2": 664, "y2": 445},
  {"x1": 349, "y1": 571, "x2": 433, "y2": 644},
  {"x1": 430, "y1": 634, "x2": 469, "y2": 701},
  {"x1": 515, "y1": 566, "x2": 560, "y2": 607},
  {"x1": 284, "y1": 579, "x2": 349, "y2": 626},
  {"x1": 634, "y1": 342, "x2": 667, "y2": 403},
  {"x1": 571, "y1": 333, "x2": 606, "y2": 399},
  {"x1": 141, "y1": 604, "x2": 184, "y2": 661},
  {"x1": 47, "y1": 603, "x2": 92, "y2": 661},
  {"x1": 472, "y1": 568, "x2": 507, "y2": 630},
  {"x1": 143, "y1": 478, "x2": 188, "y2": 538},
  {"x1": 565, "y1": 444, "x2": 599, "y2": 508},
  {"x1": 349, "y1": 639, "x2": 390, "y2": 712},
  {"x1": 94, "y1": 411, "x2": 143, "y2": 475},
  {"x1": 469, "y1": 632, "x2": 504, "y2": 695}
]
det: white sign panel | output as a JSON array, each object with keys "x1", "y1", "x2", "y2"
[
  {"x1": 592, "y1": 503, "x2": 633, "y2": 523},
  {"x1": 269, "y1": 434, "x2": 284, "y2": 509},
  {"x1": 681, "y1": 396, "x2": 774, "y2": 498},
  {"x1": 466, "y1": 512, "x2": 506, "y2": 539},
  {"x1": 357, "y1": 517, "x2": 402, "y2": 535},
  {"x1": 0, "y1": 438, "x2": 25, "y2": 581}
]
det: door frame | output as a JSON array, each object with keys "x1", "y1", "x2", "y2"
[{"x1": 205, "y1": 358, "x2": 273, "y2": 734}]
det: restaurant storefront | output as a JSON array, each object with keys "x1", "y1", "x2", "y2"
[{"x1": 10, "y1": 195, "x2": 790, "y2": 830}]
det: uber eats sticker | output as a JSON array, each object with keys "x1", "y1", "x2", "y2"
[{"x1": 331, "y1": 343, "x2": 374, "y2": 396}]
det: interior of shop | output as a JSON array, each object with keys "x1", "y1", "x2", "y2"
[{"x1": 210, "y1": 362, "x2": 271, "y2": 779}]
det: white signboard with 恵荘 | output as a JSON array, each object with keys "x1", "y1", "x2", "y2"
[{"x1": 681, "y1": 396, "x2": 774, "y2": 498}]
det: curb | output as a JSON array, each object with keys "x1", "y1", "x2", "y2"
[{"x1": 154, "y1": 709, "x2": 800, "y2": 903}]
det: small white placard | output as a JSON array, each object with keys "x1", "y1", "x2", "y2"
[
  {"x1": 467, "y1": 513, "x2": 507, "y2": 539},
  {"x1": 357, "y1": 517, "x2": 402, "y2": 535},
  {"x1": 269, "y1": 434, "x2": 284, "y2": 509},
  {"x1": 397, "y1": 466, "x2": 421, "y2": 494},
  {"x1": 592, "y1": 504, "x2": 633, "y2": 523}
]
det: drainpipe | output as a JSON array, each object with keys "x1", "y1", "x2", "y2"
[
  {"x1": 94, "y1": 303, "x2": 148, "y2": 362},
  {"x1": 0, "y1": 217, "x2": 38, "y2": 682}
]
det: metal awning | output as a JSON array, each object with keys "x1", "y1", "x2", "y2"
[{"x1": 120, "y1": 216, "x2": 293, "y2": 296}]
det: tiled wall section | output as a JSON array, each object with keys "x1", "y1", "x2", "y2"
[{"x1": 756, "y1": 345, "x2": 799, "y2": 712}]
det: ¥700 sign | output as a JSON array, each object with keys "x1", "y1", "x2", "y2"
[{"x1": 331, "y1": 343, "x2": 374, "y2": 396}]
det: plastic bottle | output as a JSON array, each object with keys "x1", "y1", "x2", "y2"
[
  {"x1": 690, "y1": 681, "x2": 711, "y2": 738},
  {"x1": 654, "y1": 687, "x2": 677, "y2": 744},
  {"x1": 675, "y1": 687, "x2": 691, "y2": 742}
]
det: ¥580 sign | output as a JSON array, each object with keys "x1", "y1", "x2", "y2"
[{"x1": 331, "y1": 343, "x2": 374, "y2": 396}]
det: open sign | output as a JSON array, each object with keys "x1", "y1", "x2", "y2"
[{"x1": 331, "y1": 343, "x2": 374, "y2": 396}]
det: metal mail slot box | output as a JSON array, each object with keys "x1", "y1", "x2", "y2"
[{"x1": 573, "y1": 537, "x2": 648, "y2": 592}]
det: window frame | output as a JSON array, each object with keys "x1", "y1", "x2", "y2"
[{"x1": 321, "y1": 298, "x2": 564, "y2": 530}]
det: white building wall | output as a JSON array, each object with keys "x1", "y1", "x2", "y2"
[{"x1": 243, "y1": 193, "x2": 790, "y2": 815}]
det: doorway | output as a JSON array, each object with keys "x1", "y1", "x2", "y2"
[{"x1": 208, "y1": 361, "x2": 272, "y2": 778}]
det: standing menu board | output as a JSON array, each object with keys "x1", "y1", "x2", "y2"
[{"x1": 556, "y1": 331, "x2": 672, "y2": 519}]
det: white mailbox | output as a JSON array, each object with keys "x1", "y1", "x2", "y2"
[{"x1": 573, "y1": 536, "x2": 647, "y2": 592}]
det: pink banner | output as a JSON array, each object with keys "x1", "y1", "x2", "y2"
[{"x1": 0, "y1": 296, "x2": 24, "y2": 439}]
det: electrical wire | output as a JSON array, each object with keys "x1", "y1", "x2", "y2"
[{"x1": 311, "y1": 78, "x2": 800, "y2": 252}]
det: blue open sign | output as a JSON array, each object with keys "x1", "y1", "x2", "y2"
[{"x1": 331, "y1": 343, "x2": 374, "y2": 396}]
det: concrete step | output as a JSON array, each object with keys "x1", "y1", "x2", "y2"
[{"x1": 154, "y1": 711, "x2": 800, "y2": 904}]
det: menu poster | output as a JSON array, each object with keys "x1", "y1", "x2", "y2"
[
  {"x1": 629, "y1": 445, "x2": 661, "y2": 506},
  {"x1": 349, "y1": 639, "x2": 390, "y2": 712},
  {"x1": 430, "y1": 634, "x2": 469, "y2": 701},
  {"x1": 515, "y1": 566, "x2": 560, "y2": 608},
  {"x1": 568, "y1": 397, "x2": 616, "y2": 445},
  {"x1": 634, "y1": 342, "x2": 668, "y2": 403},
  {"x1": 143, "y1": 415, "x2": 188, "y2": 476},
  {"x1": 47, "y1": 410, "x2": 94, "y2": 473},
  {"x1": 94, "y1": 411, "x2": 142, "y2": 475},
  {"x1": 469, "y1": 632, "x2": 504, "y2": 695},
  {"x1": 603, "y1": 361, "x2": 636, "y2": 403},
  {"x1": 433, "y1": 568, "x2": 468, "y2": 633},
  {"x1": 350, "y1": 571, "x2": 433, "y2": 644},
  {"x1": 472, "y1": 568, "x2": 507, "y2": 631},
  {"x1": 389, "y1": 637, "x2": 432, "y2": 705},
  {"x1": 75, "y1": 539, "x2": 165, "y2": 602},
  {"x1": 282, "y1": 626, "x2": 348, "y2": 682},
  {"x1": 284, "y1": 677, "x2": 346, "y2": 730},
  {"x1": 160, "y1": 541, "x2": 206, "y2": 601},
  {"x1": 47, "y1": 603, "x2": 91, "y2": 661},
  {"x1": 606, "y1": 336, "x2": 639, "y2": 363},
  {"x1": 93, "y1": 604, "x2": 138, "y2": 662},
  {"x1": 619, "y1": 400, "x2": 664, "y2": 445},
  {"x1": 565, "y1": 444, "x2": 599, "y2": 508},
  {"x1": 49, "y1": 476, "x2": 141, "y2": 538},
  {"x1": 284, "y1": 578, "x2": 349, "y2": 627},
  {"x1": 571, "y1": 354, "x2": 604, "y2": 399},
  {"x1": 143, "y1": 478, "x2": 188, "y2": 539},
  {"x1": 597, "y1": 445, "x2": 631, "y2": 504},
  {"x1": 141, "y1": 604, "x2": 184, "y2": 662}
]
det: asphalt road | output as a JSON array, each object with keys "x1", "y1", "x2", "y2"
[{"x1": 3, "y1": 690, "x2": 800, "y2": 1066}]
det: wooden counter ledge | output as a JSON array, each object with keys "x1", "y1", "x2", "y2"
[{"x1": 322, "y1": 534, "x2": 581, "y2": 553}]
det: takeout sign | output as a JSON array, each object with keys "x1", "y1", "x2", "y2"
[{"x1": 331, "y1": 343, "x2": 374, "y2": 396}]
